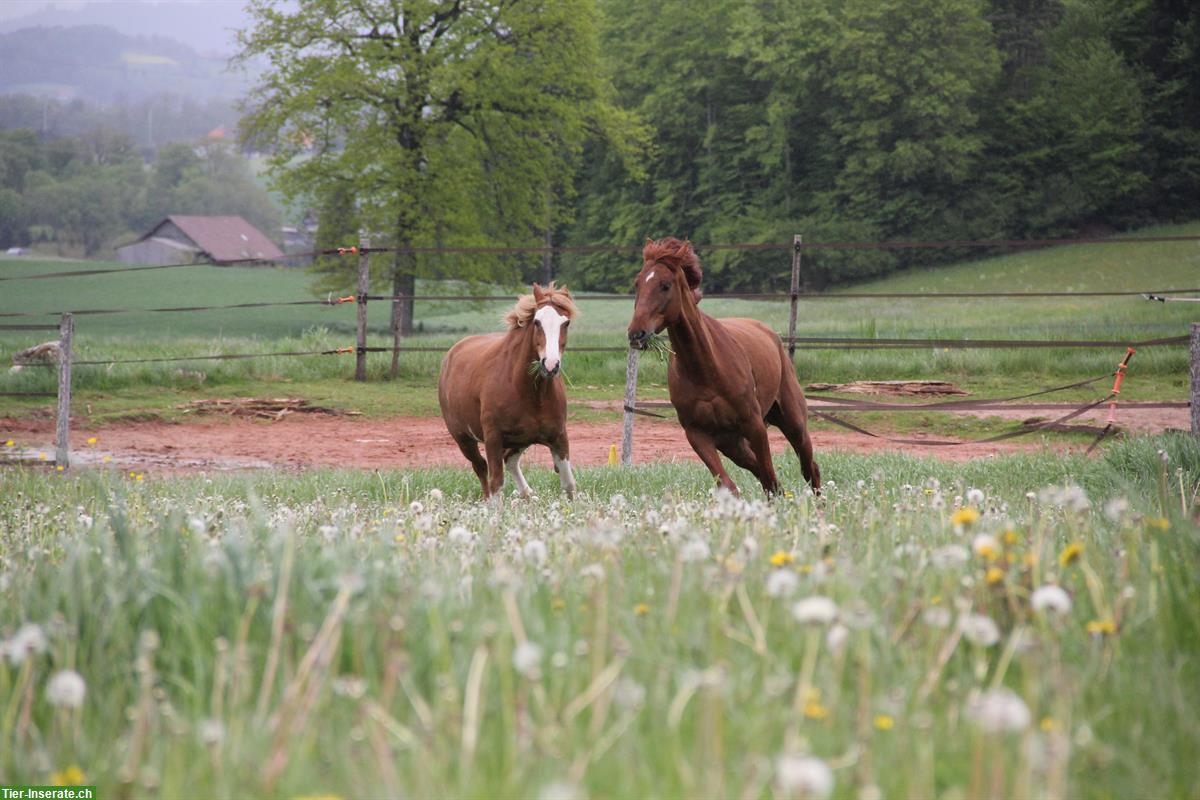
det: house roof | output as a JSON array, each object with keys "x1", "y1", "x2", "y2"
[{"x1": 147, "y1": 215, "x2": 284, "y2": 263}]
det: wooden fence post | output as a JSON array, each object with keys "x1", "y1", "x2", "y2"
[
  {"x1": 355, "y1": 246, "x2": 369, "y2": 382},
  {"x1": 1191, "y1": 322, "x2": 1199, "y2": 437},
  {"x1": 56, "y1": 312, "x2": 73, "y2": 469},
  {"x1": 620, "y1": 348, "x2": 641, "y2": 465},
  {"x1": 787, "y1": 234, "x2": 802, "y2": 358}
]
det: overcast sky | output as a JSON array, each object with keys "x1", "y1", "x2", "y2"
[{"x1": 0, "y1": 0, "x2": 256, "y2": 54}]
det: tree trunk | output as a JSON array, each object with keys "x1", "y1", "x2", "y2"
[{"x1": 542, "y1": 224, "x2": 553, "y2": 285}]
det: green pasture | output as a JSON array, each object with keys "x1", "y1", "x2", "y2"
[
  {"x1": 0, "y1": 435, "x2": 1197, "y2": 798},
  {"x1": 0, "y1": 223, "x2": 1196, "y2": 424}
]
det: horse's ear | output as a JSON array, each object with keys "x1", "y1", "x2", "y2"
[
  {"x1": 558, "y1": 283, "x2": 569, "y2": 295},
  {"x1": 532, "y1": 283, "x2": 545, "y2": 303},
  {"x1": 692, "y1": 287, "x2": 703, "y2": 304}
]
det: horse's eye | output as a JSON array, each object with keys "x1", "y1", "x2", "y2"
[
  {"x1": 534, "y1": 319, "x2": 542, "y2": 327},
  {"x1": 563, "y1": 320, "x2": 569, "y2": 328},
  {"x1": 660, "y1": 282, "x2": 671, "y2": 292}
]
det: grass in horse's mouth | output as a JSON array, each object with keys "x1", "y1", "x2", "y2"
[
  {"x1": 527, "y1": 359, "x2": 573, "y2": 386},
  {"x1": 644, "y1": 333, "x2": 674, "y2": 359}
]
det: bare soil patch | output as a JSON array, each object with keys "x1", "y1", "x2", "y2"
[{"x1": 3, "y1": 401, "x2": 1186, "y2": 474}]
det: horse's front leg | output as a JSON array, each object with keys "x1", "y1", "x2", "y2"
[
  {"x1": 483, "y1": 432, "x2": 507, "y2": 500},
  {"x1": 504, "y1": 447, "x2": 534, "y2": 499},
  {"x1": 549, "y1": 433, "x2": 577, "y2": 499},
  {"x1": 685, "y1": 427, "x2": 740, "y2": 495},
  {"x1": 744, "y1": 418, "x2": 781, "y2": 496}
]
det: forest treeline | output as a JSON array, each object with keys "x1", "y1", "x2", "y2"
[{"x1": 560, "y1": 0, "x2": 1200, "y2": 290}]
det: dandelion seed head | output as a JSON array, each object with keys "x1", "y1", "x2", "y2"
[
  {"x1": 45, "y1": 670, "x2": 86, "y2": 708},
  {"x1": 766, "y1": 569, "x2": 800, "y2": 598},
  {"x1": 775, "y1": 754, "x2": 834, "y2": 799},
  {"x1": 791, "y1": 596, "x2": 838, "y2": 625},
  {"x1": 961, "y1": 613, "x2": 1001, "y2": 647},
  {"x1": 1030, "y1": 585, "x2": 1072, "y2": 615},
  {"x1": 966, "y1": 688, "x2": 1031, "y2": 733},
  {"x1": 512, "y1": 641, "x2": 543, "y2": 678},
  {"x1": 522, "y1": 539, "x2": 547, "y2": 565}
]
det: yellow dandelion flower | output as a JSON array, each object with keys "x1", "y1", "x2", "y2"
[
  {"x1": 633, "y1": 602, "x2": 650, "y2": 616},
  {"x1": 1003, "y1": 529, "x2": 1020, "y2": 545},
  {"x1": 136, "y1": 473, "x2": 144, "y2": 482},
  {"x1": 102, "y1": 455, "x2": 112, "y2": 463},
  {"x1": 1023, "y1": 552, "x2": 1038, "y2": 567},
  {"x1": 986, "y1": 567, "x2": 1004, "y2": 586},
  {"x1": 86, "y1": 436, "x2": 97, "y2": 445},
  {"x1": 930, "y1": 595, "x2": 941, "y2": 605},
  {"x1": 1086, "y1": 619, "x2": 1116, "y2": 636},
  {"x1": 1058, "y1": 542, "x2": 1084, "y2": 568},
  {"x1": 976, "y1": 544, "x2": 996, "y2": 559},
  {"x1": 51, "y1": 765, "x2": 87, "y2": 786},
  {"x1": 393, "y1": 534, "x2": 405, "y2": 543},
  {"x1": 804, "y1": 699, "x2": 829, "y2": 720},
  {"x1": 797, "y1": 563, "x2": 814, "y2": 574},
  {"x1": 770, "y1": 551, "x2": 795, "y2": 567},
  {"x1": 1040, "y1": 717, "x2": 1057, "y2": 732},
  {"x1": 55, "y1": 465, "x2": 64, "y2": 472},
  {"x1": 951, "y1": 507, "x2": 980, "y2": 526},
  {"x1": 550, "y1": 597, "x2": 566, "y2": 611},
  {"x1": 37, "y1": 452, "x2": 47, "y2": 461},
  {"x1": 1145, "y1": 517, "x2": 1170, "y2": 531},
  {"x1": 874, "y1": 714, "x2": 895, "y2": 731},
  {"x1": 4, "y1": 439, "x2": 13, "y2": 447}
]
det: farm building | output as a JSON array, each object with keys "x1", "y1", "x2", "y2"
[{"x1": 115, "y1": 215, "x2": 284, "y2": 265}]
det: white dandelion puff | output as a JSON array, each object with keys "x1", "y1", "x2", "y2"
[
  {"x1": 679, "y1": 539, "x2": 711, "y2": 563},
  {"x1": 966, "y1": 488, "x2": 985, "y2": 506},
  {"x1": 766, "y1": 569, "x2": 800, "y2": 598},
  {"x1": 972, "y1": 534, "x2": 998, "y2": 557},
  {"x1": 197, "y1": 718, "x2": 226, "y2": 746},
  {"x1": 1030, "y1": 585, "x2": 1072, "y2": 615},
  {"x1": 775, "y1": 754, "x2": 834, "y2": 799},
  {"x1": 512, "y1": 641, "x2": 543, "y2": 678},
  {"x1": 45, "y1": 669, "x2": 86, "y2": 708},
  {"x1": 921, "y1": 606, "x2": 953, "y2": 629},
  {"x1": 961, "y1": 614, "x2": 1001, "y2": 647},
  {"x1": 825, "y1": 623, "x2": 849, "y2": 654},
  {"x1": 522, "y1": 539, "x2": 548, "y2": 565},
  {"x1": 6, "y1": 623, "x2": 48, "y2": 665},
  {"x1": 966, "y1": 688, "x2": 1031, "y2": 733},
  {"x1": 791, "y1": 596, "x2": 838, "y2": 625}
]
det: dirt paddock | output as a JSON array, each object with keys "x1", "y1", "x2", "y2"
[{"x1": 2, "y1": 403, "x2": 1187, "y2": 474}]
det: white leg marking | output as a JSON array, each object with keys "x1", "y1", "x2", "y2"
[
  {"x1": 505, "y1": 451, "x2": 533, "y2": 498},
  {"x1": 553, "y1": 452, "x2": 577, "y2": 498}
]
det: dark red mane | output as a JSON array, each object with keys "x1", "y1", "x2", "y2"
[{"x1": 644, "y1": 237, "x2": 702, "y2": 290}]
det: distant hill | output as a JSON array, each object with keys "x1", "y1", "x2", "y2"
[
  {"x1": 0, "y1": 24, "x2": 253, "y2": 105},
  {"x1": 0, "y1": 1, "x2": 249, "y2": 56}
]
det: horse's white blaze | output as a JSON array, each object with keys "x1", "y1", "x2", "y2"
[
  {"x1": 534, "y1": 304, "x2": 567, "y2": 372},
  {"x1": 553, "y1": 453, "x2": 576, "y2": 497},
  {"x1": 505, "y1": 451, "x2": 532, "y2": 498},
  {"x1": 645, "y1": 270, "x2": 655, "y2": 283}
]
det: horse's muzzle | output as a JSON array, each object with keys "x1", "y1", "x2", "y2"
[{"x1": 628, "y1": 329, "x2": 651, "y2": 350}]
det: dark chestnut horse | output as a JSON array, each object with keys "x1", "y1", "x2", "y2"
[
  {"x1": 439, "y1": 283, "x2": 578, "y2": 499},
  {"x1": 627, "y1": 238, "x2": 820, "y2": 496}
]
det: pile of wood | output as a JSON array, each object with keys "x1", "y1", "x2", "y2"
[
  {"x1": 805, "y1": 380, "x2": 967, "y2": 396},
  {"x1": 176, "y1": 397, "x2": 360, "y2": 421}
]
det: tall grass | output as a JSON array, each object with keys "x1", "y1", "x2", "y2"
[{"x1": 1, "y1": 436, "x2": 1197, "y2": 798}]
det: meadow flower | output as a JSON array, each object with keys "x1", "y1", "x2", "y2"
[
  {"x1": 45, "y1": 669, "x2": 86, "y2": 708},
  {"x1": 614, "y1": 677, "x2": 647, "y2": 710},
  {"x1": 985, "y1": 567, "x2": 1005, "y2": 585},
  {"x1": 427, "y1": 488, "x2": 443, "y2": 503},
  {"x1": 766, "y1": 569, "x2": 800, "y2": 598},
  {"x1": 966, "y1": 688, "x2": 1031, "y2": 733},
  {"x1": 6, "y1": 623, "x2": 48, "y2": 665},
  {"x1": 960, "y1": 614, "x2": 1001, "y2": 647},
  {"x1": 633, "y1": 602, "x2": 650, "y2": 616},
  {"x1": 775, "y1": 754, "x2": 834, "y2": 799},
  {"x1": 522, "y1": 539, "x2": 547, "y2": 565},
  {"x1": 966, "y1": 488, "x2": 985, "y2": 506},
  {"x1": 791, "y1": 596, "x2": 838, "y2": 625},
  {"x1": 408, "y1": 500, "x2": 424, "y2": 514},
  {"x1": 1030, "y1": 585, "x2": 1072, "y2": 615},
  {"x1": 931, "y1": 545, "x2": 969, "y2": 569},
  {"x1": 770, "y1": 550, "x2": 795, "y2": 567},
  {"x1": 679, "y1": 539, "x2": 711, "y2": 563},
  {"x1": 825, "y1": 623, "x2": 849, "y2": 653},
  {"x1": 50, "y1": 765, "x2": 87, "y2": 786},
  {"x1": 447, "y1": 526, "x2": 474, "y2": 547},
  {"x1": 1103, "y1": 497, "x2": 1129, "y2": 523},
  {"x1": 972, "y1": 534, "x2": 998, "y2": 559},
  {"x1": 1086, "y1": 619, "x2": 1116, "y2": 636},
  {"x1": 874, "y1": 714, "x2": 895, "y2": 731},
  {"x1": 197, "y1": 718, "x2": 226, "y2": 746},
  {"x1": 1145, "y1": 517, "x2": 1170, "y2": 531},
  {"x1": 331, "y1": 676, "x2": 367, "y2": 699},
  {"x1": 512, "y1": 641, "x2": 543, "y2": 678},
  {"x1": 922, "y1": 606, "x2": 953, "y2": 629},
  {"x1": 951, "y1": 507, "x2": 980, "y2": 527},
  {"x1": 1058, "y1": 542, "x2": 1083, "y2": 568}
]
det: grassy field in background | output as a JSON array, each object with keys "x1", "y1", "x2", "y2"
[
  {"x1": 0, "y1": 434, "x2": 1197, "y2": 798},
  {"x1": 0, "y1": 222, "x2": 1196, "y2": 424}
]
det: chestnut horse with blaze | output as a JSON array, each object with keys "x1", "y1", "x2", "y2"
[
  {"x1": 627, "y1": 238, "x2": 821, "y2": 496},
  {"x1": 439, "y1": 283, "x2": 579, "y2": 499}
]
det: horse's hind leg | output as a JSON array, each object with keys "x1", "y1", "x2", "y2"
[
  {"x1": 504, "y1": 448, "x2": 534, "y2": 499},
  {"x1": 742, "y1": 418, "x2": 782, "y2": 496},
  {"x1": 768, "y1": 400, "x2": 821, "y2": 493},
  {"x1": 455, "y1": 436, "x2": 490, "y2": 497}
]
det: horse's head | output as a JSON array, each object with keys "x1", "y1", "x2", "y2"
[
  {"x1": 628, "y1": 237, "x2": 702, "y2": 349},
  {"x1": 529, "y1": 282, "x2": 574, "y2": 377}
]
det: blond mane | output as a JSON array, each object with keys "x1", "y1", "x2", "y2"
[{"x1": 504, "y1": 282, "x2": 579, "y2": 329}]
